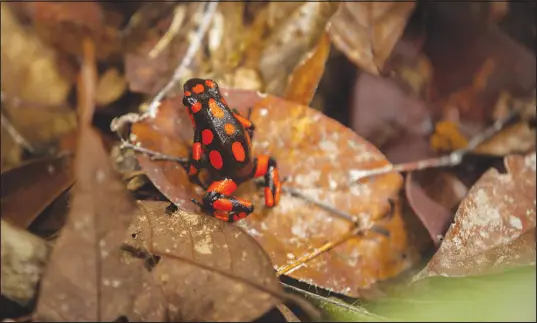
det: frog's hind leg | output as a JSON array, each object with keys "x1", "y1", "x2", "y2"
[
  {"x1": 252, "y1": 155, "x2": 281, "y2": 208},
  {"x1": 192, "y1": 178, "x2": 254, "y2": 222}
]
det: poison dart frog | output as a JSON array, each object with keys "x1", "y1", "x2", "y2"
[{"x1": 182, "y1": 78, "x2": 282, "y2": 222}]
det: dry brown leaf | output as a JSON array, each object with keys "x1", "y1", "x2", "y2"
[
  {"x1": 1, "y1": 4, "x2": 77, "y2": 152},
  {"x1": 328, "y1": 2, "x2": 416, "y2": 75},
  {"x1": 414, "y1": 152, "x2": 536, "y2": 280},
  {"x1": 124, "y1": 2, "x2": 198, "y2": 95},
  {"x1": 405, "y1": 170, "x2": 468, "y2": 247},
  {"x1": 284, "y1": 32, "x2": 331, "y2": 106},
  {"x1": 258, "y1": 2, "x2": 339, "y2": 96},
  {"x1": 11, "y1": 2, "x2": 122, "y2": 61},
  {"x1": 129, "y1": 90, "x2": 420, "y2": 297},
  {"x1": 1, "y1": 3, "x2": 71, "y2": 105},
  {"x1": 1, "y1": 125, "x2": 23, "y2": 171},
  {"x1": 1, "y1": 155, "x2": 75, "y2": 230},
  {"x1": 126, "y1": 200, "x2": 284, "y2": 322},
  {"x1": 95, "y1": 68, "x2": 127, "y2": 107},
  {"x1": 34, "y1": 39, "x2": 166, "y2": 322},
  {"x1": 424, "y1": 2, "x2": 535, "y2": 125},
  {"x1": 350, "y1": 73, "x2": 432, "y2": 164}
]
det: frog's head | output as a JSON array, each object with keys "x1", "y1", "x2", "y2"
[{"x1": 183, "y1": 78, "x2": 221, "y2": 108}]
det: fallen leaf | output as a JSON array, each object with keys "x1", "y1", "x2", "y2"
[
  {"x1": 11, "y1": 2, "x2": 122, "y2": 61},
  {"x1": 405, "y1": 170, "x2": 468, "y2": 246},
  {"x1": 414, "y1": 152, "x2": 536, "y2": 280},
  {"x1": 369, "y1": 265, "x2": 536, "y2": 322},
  {"x1": 350, "y1": 72, "x2": 432, "y2": 164},
  {"x1": 423, "y1": 2, "x2": 536, "y2": 125},
  {"x1": 284, "y1": 32, "x2": 331, "y2": 106},
  {"x1": 328, "y1": 2, "x2": 417, "y2": 75},
  {"x1": 34, "y1": 39, "x2": 166, "y2": 322},
  {"x1": 129, "y1": 90, "x2": 420, "y2": 297},
  {"x1": 124, "y1": 2, "x2": 198, "y2": 95},
  {"x1": 1, "y1": 4, "x2": 77, "y2": 152},
  {"x1": 126, "y1": 200, "x2": 284, "y2": 322},
  {"x1": 258, "y1": 2, "x2": 339, "y2": 96},
  {"x1": 95, "y1": 68, "x2": 127, "y2": 107},
  {"x1": 1, "y1": 3, "x2": 72, "y2": 106},
  {"x1": 1, "y1": 155, "x2": 75, "y2": 230},
  {"x1": 0, "y1": 124, "x2": 23, "y2": 171}
]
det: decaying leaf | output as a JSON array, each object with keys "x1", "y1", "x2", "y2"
[
  {"x1": 1, "y1": 3, "x2": 71, "y2": 106},
  {"x1": 1, "y1": 4, "x2": 77, "y2": 153},
  {"x1": 126, "y1": 200, "x2": 284, "y2": 322},
  {"x1": 1, "y1": 155, "x2": 75, "y2": 230},
  {"x1": 405, "y1": 170, "x2": 468, "y2": 246},
  {"x1": 423, "y1": 2, "x2": 536, "y2": 125},
  {"x1": 95, "y1": 68, "x2": 127, "y2": 107},
  {"x1": 415, "y1": 152, "x2": 536, "y2": 280},
  {"x1": 350, "y1": 73, "x2": 432, "y2": 164},
  {"x1": 34, "y1": 39, "x2": 166, "y2": 322},
  {"x1": 129, "y1": 90, "x2": 420, "y2": 297},
  {"x1": 328, "y1": 2, "x2": 417, "y2": 75},
  {"x1": 125, "y1": 2, "x2": 198, "y2": 96},
  {"x1": 11, "y1": 2, "x2": 123, "y2": 61},
  {"x1": 258, "y1": 2, "x2": 339, "y2": 96},
  {"x1": 284, "y1": 32, "x2": 331, "y2": 106}
]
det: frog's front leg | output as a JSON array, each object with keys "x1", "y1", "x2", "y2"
[
  {"x1": 191, "y1": 179, "x2": 254, "y2": 222},
  {"x1": 252, "y1": 155, "x2": 281, "y2": 207},
  {"x1": 183, "y1": 129, "x2": 209, "y2": 190}
]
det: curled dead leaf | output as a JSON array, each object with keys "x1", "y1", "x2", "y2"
[
  {"x1": 1, "y1": 155, "x2": 75, "y2": 230},
  {"x1": 328, "y1": 2, "x2": 417, "y2": 75},
  {"x1": 284, "y1": 32, "x2": 331, "y2": 106},
  {"x1": 128, "y1": 90, "x2": 420, "y2": 297},
  {"x1": 415, "y1": 152, "x2": 536, "y2": 280},
  {"x1": 126, "y1": 200, "x2": 284, "y2": 322},
  {"x1": 259, "y1": 2, "x2": 339, "y2": 96}
]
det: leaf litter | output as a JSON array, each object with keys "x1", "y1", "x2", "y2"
[
  {"x1": 128, "y1": 90, "x2": 421, "y2": 298},
  {"x1": 34, "y1": 38, "x2": 167, "y2": 322},
  {"x1": 125, "y1": 200, "x2": 292, "y2": 322}
]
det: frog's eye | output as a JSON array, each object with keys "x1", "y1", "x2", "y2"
[{"x1": 183, "y1": 96, "x2": 197, "y2": 108}]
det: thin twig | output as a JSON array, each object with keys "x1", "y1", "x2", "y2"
[
  {"x1": 282, "y1": 187, "x2": 357, "y2": 223},
  {"x1": 110, "y1": 1, "x2": 219, "y2": 133},
  {"x1": 349, "y1": 110, "x2": 520, "y2": 182},
  {"x1": 119, "y1": 141, "x2": 188, "y2": 164},
  {"x1": 0, "y1": 110, "x2": 35, "y2": 153}
]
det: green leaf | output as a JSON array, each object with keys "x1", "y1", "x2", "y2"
[{"x1": 366, "y1": 265, "x2": 536, "y2": 322}]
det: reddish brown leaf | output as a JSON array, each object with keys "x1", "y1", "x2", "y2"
[
  {"x1": 124, "y1": 3, "x2": 197, "y2": 95},
  {"x1": 126, "y1": 200, "x2": 285, "y2": 322},
  {"x1": 423, "y1": 2, "x2": 536, "y2": 125},
  {"x1": 284, "y1": 32, "x2": 331, "y2": 106},
  {"x1": 350, "y1": 73, "x2": 432, "y2": 164},
  {"x1": 415, "y1": 152, "x2": 536, "y2": 280},
  {"x1": 11, "y1": 2, "x2": 122, "y2": 61},
  {"x1": 130, "y1": 90, "x2": 420, "y2": 297},
  {"x1": 34, "y1": 39, "x2": 166, "y2": 322},
  {"x1": 328, "y1": 2, "x2": 417, "y2": 75},
  {"x1": 405, "y1": 170, "x2": 468, "y2": 246},
  {"x1": 1, "y1": 155, "x2": 75, "y2": 230}
]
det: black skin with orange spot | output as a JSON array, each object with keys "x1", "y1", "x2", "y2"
[{"x1": 182, "y1": 78, "x2": 281, "y2": 222}]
